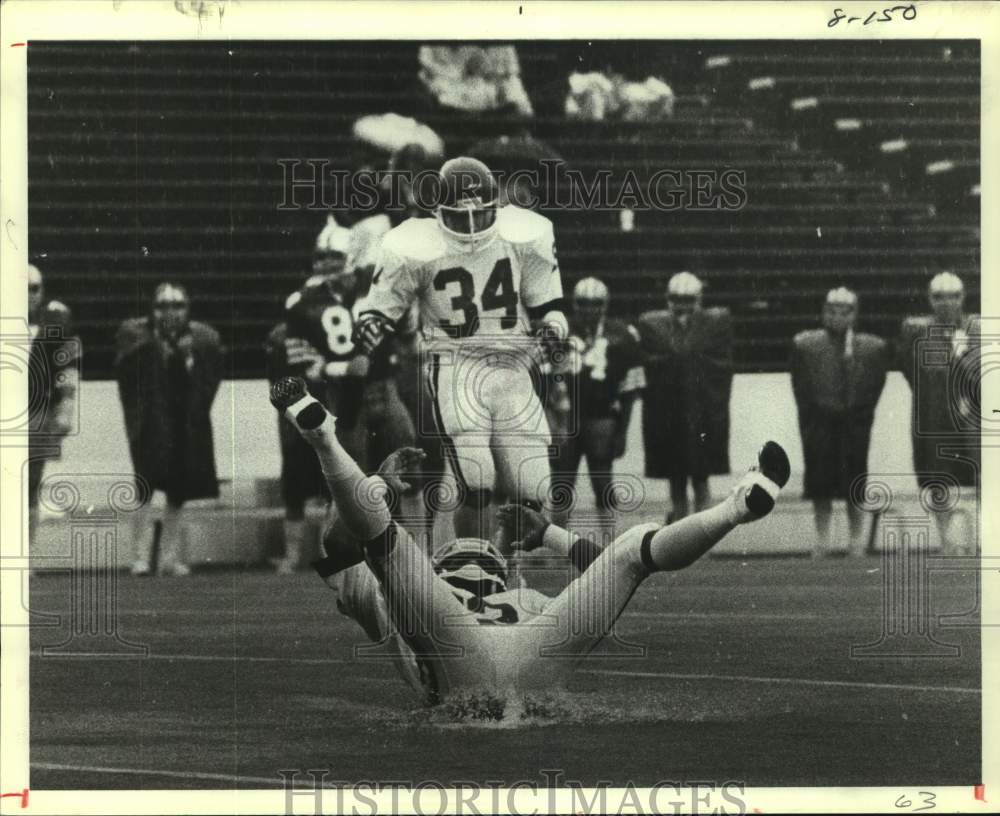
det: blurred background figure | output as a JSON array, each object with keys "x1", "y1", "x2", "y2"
[
  {"x1": 791, "y1": 288, "x2": 889, "y2": 556},
  {"x1": 549, "y1": 277, "x2": 645, "y2": 525},
  {"x1": 638, "y1": 271, "x2": 733, "y2": 521},
  {"x1": 418, "y1": 44, "x2": 534, "y2": 119},
  {"x1": 27, "y1": 262, "x2": 80, "y2": 545},
  {"x1": 349, "y1": 113, "x2": 444, "y2": 180},
  {"x1": 898, "y1": 271, "x2": 981, "y2": 555},
  {"x1": 565, "y1": 71, "x2": 675, "y2": 121},
  {"x1": 116, "y1": 283, "x2": 224, "y2": 576}
]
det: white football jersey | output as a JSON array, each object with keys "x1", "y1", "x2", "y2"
[
  {"x1": 346, "y1": 213, "x2": 392, "y2": 273},
  {"x1": 358, "y1": 206, "x2": 563, "y2": 352}
]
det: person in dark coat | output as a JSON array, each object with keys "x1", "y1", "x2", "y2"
[
  {"x1": 637, "y1": 271, "x2": 733, "y2": 521},
  {"x1": 116, "y1": 283, "x2": 224, "y2": 576},
  {"x1": 27, "y1": 263, "x2": 81, "y2": 545},
  {"x1": 898, "y1": 271, "x2": 980, "y2": 554},
  {"x1": 791, "y1": 287, "x2": 889, "y2": 556}
]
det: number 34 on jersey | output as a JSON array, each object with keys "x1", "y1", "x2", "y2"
[{"x1": 359, "y1": 206, "x2": 563, "y2": 348}]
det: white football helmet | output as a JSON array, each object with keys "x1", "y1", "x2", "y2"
[{"x1": 435, "y1": 157, "x2": 499, "y2": 251}]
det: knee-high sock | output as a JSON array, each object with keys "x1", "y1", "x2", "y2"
[
  {"x1": 158, "y1": 504, "x2": 185, "y2": 569},
  {"x1": 645, "y1": 495, "x2": 742, "y2": 572},
  {"x1": 297, "y1": 412, "x2": 391, "y2": 542},
  {"x1": 282, "y1": 518, "x2": 306, "y2": 564},
  {"x1": 131, "y1": 502, "x2": 156, "y2": 566}
]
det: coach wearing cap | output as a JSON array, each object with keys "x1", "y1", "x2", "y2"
[
  {"x1": 791, "y1": 288, "x2": 889, "y2": 556},
  {"x1": 637, "y1": 271, "x2": 733, "y2": 521},
  {"x1": 898, "y1": 271, "x2": 980, "y2": 554}
]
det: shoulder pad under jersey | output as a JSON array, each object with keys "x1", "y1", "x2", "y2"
[
  {"x1": 638, "y1": 309, "x2": 670, "y2": 327},
  {"x1": 901, "y1": 315, "x2": 933, "y2": 334},
  {"x1": 793, "y1": 328, "x2": 823, "y2": 347},
  {"x1": 380, "y1": 217, "x2": 446, "y2": 264},
  {"x1": 703, "y1": 306, "x2": 732, "y2": 321},
  {"x1": 495, "y1": 205, "x2": 554, "y2": 245},
  {"x1": 856, "y1": 333, "x2": 889, "y2": 354},
  {"x1": 41, "y1": 300, "x2": 73, "y2": 330},
  {"x1": 604, "y1": 318, "x2": 633, "y2": 343},
  {"x1": 189, "y1": 320, "x2": 220, "y2": 345},
  {"x1": 348, "y1": 213, "x2": 392, "y2": 269}
]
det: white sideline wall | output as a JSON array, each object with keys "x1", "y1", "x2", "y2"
[
  {"x1": 30, "y1": 372, "x2": 967, "y2": 562},
  {"x1": 44, "y1": 372, "x2": 918, "y2": 495}
]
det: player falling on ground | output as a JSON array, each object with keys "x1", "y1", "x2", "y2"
[
  {"x1": 270, "y1": 375, "x2": 790, "y2": 708},
  {"x1": 352, "y1": 156, "x2": 568, "y2": 541},
  {"x1": 265, "y1": 217, "x2": 414, "y2": 572}
]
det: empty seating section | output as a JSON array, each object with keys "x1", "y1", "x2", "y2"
[{"x1": 27, "y1": 41, "x2": 979, "y2": 375}]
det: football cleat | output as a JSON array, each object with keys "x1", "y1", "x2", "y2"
[
  {"x1": 269, "y1": 376, "x2": 331, "y2": 432},
  {"x1": 737, "y1": 441, "x2": 791, "y2": 521}
]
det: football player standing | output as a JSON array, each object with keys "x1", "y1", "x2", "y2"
[
  {"x1": 26, "y1": 263, "x2": 80, "y2": 552},
  {"x1": 353, "y1": 157, "x2": 568, "y2": 541},
  {"x1": 549, "y1": 277, "x2": 645, "y2": 525},
  {"x1": 265, "y1": 217, "x2": 414, "y2": 572}
]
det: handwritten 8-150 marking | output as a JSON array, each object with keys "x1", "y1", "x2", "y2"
[{"x1": 829, "y1": 5, "x2": 917, "y2": 26}]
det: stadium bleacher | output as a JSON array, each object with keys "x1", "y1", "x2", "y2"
[{"x1": 28, "y1": 40, "x2": 979, "y2": 376}]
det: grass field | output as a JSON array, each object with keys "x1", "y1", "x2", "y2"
[{"x1": 27, "y1": 512, "x2": 981, "y2": 791}]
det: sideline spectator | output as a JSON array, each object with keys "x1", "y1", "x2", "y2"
[
  {"x1": 418, "y1": 45, "x2": 534, "y2": 118},
  {"x1": 898, "y1": 272, "x2": 981, "y2": 554},
  {"x1": 116, "y1": 283, "x2": 224, "y2": 576},
  {"x1": 27, "y1": 263, "x2": 80, "y2": 545},
  {"x1": 791, "y1": 288, "x2": 888, "y2": 556},
  {"x1": 565, "y1": 72, "x2": 675, "y2": 121},
  {"x1": 549, "y1": 277, "x2": 645, "y2": 525},
  {"x1": 638, "y1": 272, "x2": 733, "y2": 522}
]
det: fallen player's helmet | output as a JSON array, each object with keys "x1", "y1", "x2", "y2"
[
  {"x1": 435, "y1": 156, "x2": 499, "y2": 246},
  {"x1": 432, "y1": 537, "x2": 508, "y2": 600}
]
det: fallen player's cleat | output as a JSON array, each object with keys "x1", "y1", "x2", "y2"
[
  {"x1": 269, "y1": 375, "x2": 308, "y2": 410},
  {"x1": 739, "y1": 440, "x2": 791, "y2": 520},
  {"x1": 269, "y1": 376, "x2": 331, "y2": 431}
]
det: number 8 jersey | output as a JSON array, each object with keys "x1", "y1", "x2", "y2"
[{"x1": 358, "y1": 205, "x2": 563, "y2": 352}]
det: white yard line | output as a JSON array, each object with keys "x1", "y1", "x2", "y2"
[
  {"x1": 30, "y1": 762, "x2": 311, "y2": 787},
  {"x1": 29, "y1": 650, "x2": 979, "y2": 695},
  {"x1": 582, "y1": 668, "x2": 981, "y2": 695}
]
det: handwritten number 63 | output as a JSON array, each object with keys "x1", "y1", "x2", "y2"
[{"x1": 895, "y1": 791, "x2": 937, "y2": 812}]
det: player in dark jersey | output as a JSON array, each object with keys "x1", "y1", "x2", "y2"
[
  {"x1": 548, "y1": 277, "x2": 645, "y2": 524},
  {"x1": 27, "y1": 263, "x2": 80, "y2": 548},
  {"x1": 265, "y1": 217, "x2": 415, "y2": 572}
]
